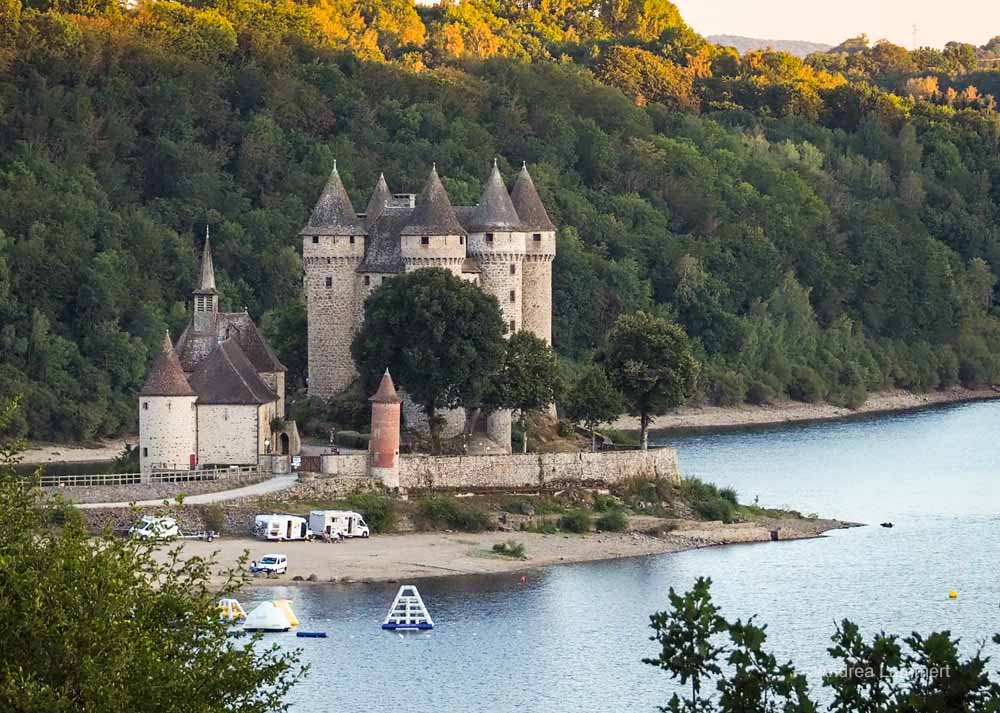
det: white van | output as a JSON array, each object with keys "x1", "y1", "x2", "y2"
[
  {"x1": 251, "y1": 554, "x2": 288, "y2": 575},
  {"x1": 253, "y1": 514, "x2": 311, "y2": 541},
  {"x1": 129, "y1": 516, "x2": 179, "y2": 541},
  {"x1": 308, "y1": 510, "x2": 370, "y2": 539}
]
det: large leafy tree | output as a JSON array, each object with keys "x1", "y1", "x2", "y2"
[
  {"x1": 486, "y1": 330, "x2": 561, "y2": 453},
  {"x1": 0, "y1": 399, "x2": 304, "y2": 712},
  {"x1": 351, "y1": 268, "x2": 506, "y2": 451},
  {"x1": 564, "y1": 363, "x2": 624, "y2": 452},
  {"x1": 597, "y1": 312, "x2": 699, "y2": 450}
]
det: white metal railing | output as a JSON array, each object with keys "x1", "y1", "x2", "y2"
[{"x1": 37, "y1": 465, "x2": 264, "y2": 489}]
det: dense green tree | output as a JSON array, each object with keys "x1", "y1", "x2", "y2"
[
  {"x1": 351, "y1": 268, "x2": 506, "y2": 451},
  {"x1": 564, "y1": 363, "x2": 624, "y2": 451},
  {"x1": 598, "y1": 312, "x2": 699, "y2": 450},
  {"x1": 486, "y1": 330, "x2": 561, "y2": 453},
  {"x1": 0, "y1": 399, "x2": 304, "y2": 711}
]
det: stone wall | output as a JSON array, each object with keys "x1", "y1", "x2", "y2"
[
  {"x1": 521, "y1": 253, "x2": 554, "y2": 344},
  {"x1": 139, "y1": 395, "x2": 197, "y2": 474},
  {"x1": 197, "y1": 403, "x2": 260, "y2": 465},
  {"x1": 319, "y1": 453, "x2": 369, "y2": 477},
  {"x1": 398, "y1": 448, "x2": 679, "y2": 491}
]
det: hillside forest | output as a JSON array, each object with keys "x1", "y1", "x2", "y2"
[{"x1": 3, "y1": 0, "x2": 1000, "y2": 440}]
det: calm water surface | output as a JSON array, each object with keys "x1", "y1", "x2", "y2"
[{"x1": 249, "y1": 401, "x2": 1000, "y2": 712}]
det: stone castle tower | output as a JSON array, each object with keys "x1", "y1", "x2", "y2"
[{"x1": 301, "y1": 160, "x2": 556, "y2": 451}]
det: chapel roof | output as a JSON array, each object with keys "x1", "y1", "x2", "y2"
[
  {"x1": 175, "y1": 312, "x2": 286, "y2": 374},
  {"x1": 187, "y1": 339, "x2": 277, "y2": 405},
  {"x1": 195, "y1": 229, "x2": 218, "y2": 295}
]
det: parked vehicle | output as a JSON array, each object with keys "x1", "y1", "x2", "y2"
[
  {"x1": 308, "y1": 510, "x2": 370, "y2": 539},
  {"x1": 251, "y1": 554, "x2": 288, "y2": 575},
  {"x1": 129, "y1": 516, "x2": 179, "y2": 541},
  {"x1": 253, "y1": 514, "x2": 311, "y2": 541}
]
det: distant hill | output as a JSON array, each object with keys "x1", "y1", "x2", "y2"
[{"x1": 707, "y1": 34, "x2": 832, "y2": 57}]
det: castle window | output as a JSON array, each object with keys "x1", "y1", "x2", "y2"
[
  {"x1": 350, "y1": 236, "x2": 356, "y2": 244},
  {"x1": 312, "y1": 236, "x2": 319, "y2": 244},
  {"x1": 325, "y1": 277, "x2": 333, "y2": 288},
  {"x1": 421, "y1": 236, "x2": 430, "y2": 246},
  {"x1": 509, "y1": 320, "x2": 516, "y2": 333},
  {"x1": 364, "y1": 275, "x2": 370, "y2": 286},
  {"x1": 510, "y1": 264, "x2": 516, "y2": 275},
  {"x1": 533, "y1": 233, "x2": 542, "y2": 241},
  {"x1": 142, "y1": 447, "x2": 148, "y2": 458},
  {"x1": 142, "y1": 402, "x2": 148, "y2": 410},
  {"x1": 510, "y1": 290, "x2": 516, "y2": 302},
  {"x1": 460, "y1": 236, "x2": 465, "y2": 245},
  {"x1": 485, "y1": 233, "x2": 494, "y2": 242}
]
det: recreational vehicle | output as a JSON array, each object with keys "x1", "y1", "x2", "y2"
[
  {"x1": 308, "y1": 510, "x2": 370, "y2": 539},
  {"x1": 253, "y1": 514, "x2": 310, "y2": 541},
  {"x1": 129, "y1": 516, "x2": 179, "y2": 541}
]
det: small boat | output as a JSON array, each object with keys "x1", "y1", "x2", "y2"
[
  {"x1": 880, "y1": 522, "x2": 894, "y2": 529},
  {"x1": 382, "y1": 585, "x2": 434, "y2": 631}
]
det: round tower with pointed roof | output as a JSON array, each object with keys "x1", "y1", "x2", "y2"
[
  {"x1": 138, "y1": 332, "x2": 198, "y2": 477},
  {"x1": 368, "y1": 369, "x2": 402, "y2": 487},
  {"x1": 512, "y1": 163, "x2": 556, "y2": 345},
  {"x1": 399, "y1": 165, "x2": 467, "y2": 277},
  {"x1": 302, "y1": 163, "x2": 368, "y2": 397}
]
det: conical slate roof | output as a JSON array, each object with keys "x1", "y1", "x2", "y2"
[
  {"x1": 369, "y1": 370, "x2": 402, "y2": 404},
  {"x1": 366, "y1": 173, "x2": 392, "y2": 225},
  {"x1": 194, "y1": 228, "x2": 218, "y2": 295},
  {"x1": 140, "y1": 333, "x2": 196, "y2": 397},
  {"x1": 300, "y1": 163, "x2": 366, "y2": 236},
  {"x1": 511, "y1": 163, "x2": 555, "y2": 232},
  {"x1": 469, "y1": 161, "x2": 522, "y2": 232},
  {"x1": 400, "y1": 166, "x2": 466, "y2": 236}
]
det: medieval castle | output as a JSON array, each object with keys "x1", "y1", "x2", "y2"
[
  {"x1": 138, "y1": 160, "x2": 555, "y2": 474},
  {"x1": 302, "y1": 161, "x2": 556, "y2": 450}
]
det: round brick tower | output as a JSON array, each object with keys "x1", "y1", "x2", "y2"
[
  {"x1": 511, "y1": 163, "x2": 556, "y2": 345},
  {"x1": 368, "y1": 369, "x2": 402, "y2": 488},
  {"x1": 301, "y1": 163, "x2": 367, "y2": 398}
]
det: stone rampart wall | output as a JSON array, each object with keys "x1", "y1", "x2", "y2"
[{"x1": 397, "y1": 448, "x2": 679, "y2": 491}]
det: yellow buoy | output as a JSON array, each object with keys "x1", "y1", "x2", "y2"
[{"x1": 948, "y1": 591, "x2": 958, "y2": 599}]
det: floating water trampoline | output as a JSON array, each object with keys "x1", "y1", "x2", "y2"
[{"x1": 382, "y1": 585, "x2": 434, "y2": 631}]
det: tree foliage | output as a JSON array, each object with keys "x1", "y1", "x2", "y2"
[
  {"x1": 564, "y1": 363, "x2": 624, "y2": 451},
  {"x1": 0, "y1": 401, "x2": 304, "y2": 712},
  {"x1": 486, "y1": 330, "x2": 561, "y2": 452}
]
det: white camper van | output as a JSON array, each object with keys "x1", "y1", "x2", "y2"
[
  {"x1": 129, "y1": 516, "x2": 180, "y2": 541},
  {"x1": 308, "y1": 510, "x2": 370, "y2": 539},
  {"x1": 253, "y1": 514, "x2": 311, "y2": 541}
]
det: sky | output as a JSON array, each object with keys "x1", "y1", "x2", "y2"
[{"x1": 673, "y1": 0, "x2": 1000, "y2": 49}]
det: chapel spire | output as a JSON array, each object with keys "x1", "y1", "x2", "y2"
[{"x1": 195, "y1": 225, "x2": 218, "y2": 295}]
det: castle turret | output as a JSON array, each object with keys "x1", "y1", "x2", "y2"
[
  {"x1": 366, "y1": 173, "x2": 392, "y2": 225},
  {"x1": 368, "y1": 369, "x2": 402, "y2": 488},
  {"x1": 467, "y1": 161, "x2": 526, "y2": 452},
  {"x1": 511, "y1": 163, "x2": 556, "y2": 345},
  {"x1": 302, "y1": 163, "x2": 367, "y2": 397},
  {"x1": 139, "y1": 332, "x2": 198, "y2": 477},
  {"x1": 399, "y1": 165, "x2": 467, "y2": 277},
  {"x1": 193, "y1": 228, "x2": 219, "y2": 333}
]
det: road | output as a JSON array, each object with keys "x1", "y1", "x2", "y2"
[{"x1": 74, "y1": 474, "x2": 298, "y2": 510}]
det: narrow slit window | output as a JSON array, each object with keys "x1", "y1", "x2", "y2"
[
  {"x1": 350, "y1": 235, "x2": 356, "y2": 244},
  {"x1": 142, "y1": 447, "x2": 148, "y2": 457},
  {"x1": 364, "y1": 275, "x2": 371, "y2": 286},
  {"x1": 510, "y1": 290, "x2": 516, "y2": 302},
  {"x1": 325, "y1": 276, "x2": 333, "y2": 288},
  {"x1": 509, "y1": 320, "x2": 516, "y2": 332},
  {"x1": 510, "y1": 264, "x2": 516, "y2": 275},
  {"x1": 312, "y1": 236, "x2": 319, "y2": 244}
]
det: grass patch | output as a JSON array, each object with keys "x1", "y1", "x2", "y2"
[
  {"x1": 557, "y1": 509, "x2": 592, "y2": 534},
  {"x1": 491, "y1": 540, "x2": 527, "y2": 559},
  {"x1": 680, "y1": 477, "x2": 737, "y2": 523},
  {"x1": 521, "y1": 520, "x2": 558, "y2": 534},
  {"x1": 415, "y1": 495, "x2": 492, "y2": 533},
  {"x1": 592, "y1": 494, "x2": 620, "y2": 512},
  {"x1": 499, "y1": 496, "x2": 566, "y2": 516},
  {"x1": 595, "y1": 510, "x2": 628, "y2": 532},
  {"x1": 597, "y1": 428, "x2": 639, "y2": 447}
]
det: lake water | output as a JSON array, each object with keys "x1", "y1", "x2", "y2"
[{"x1": 247, "y1": 400, "x2": 1000, "y2": 712}]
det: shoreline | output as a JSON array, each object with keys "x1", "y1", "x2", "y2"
[
  {"x1": 610, "y1": 387, "x2": 1000, "y2": 435},
  {"x1": 167, "y1": 517, "x2": 855, "y2": 588}
]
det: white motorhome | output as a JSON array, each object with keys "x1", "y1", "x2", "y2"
[
  {"x1": 308, "y1": 510, "x2": 370, "y2": 539},
  {"x1": 253, "y1": 514, "x2": 310, "y2": 541},
  {"x1": 129, "y1": 516, "x2": 179, "y2": 541}
]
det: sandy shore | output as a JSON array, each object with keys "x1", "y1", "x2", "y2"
[
  {"x1": 20, "y1": 437, "x2": 135, "y2": 466},
  {"x1": 165, "y1": 517, "x2": 851, "y2": 587},
  {"x1": 611, "y1": 387, "x2": 999, "y2": 433}
]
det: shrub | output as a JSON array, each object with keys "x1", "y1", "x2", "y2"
[
  {"x1": 416, "y1": 496, "x2": 492, "y2": 532},
  {"x1": 347, "y1": 492, "x2": 397, "y2": 533},
  {"x1": 521, "y1": 520, "x2": 558, "y2": 534},
  {"x1": 719, "y1": 487, "x2": 738, "y2": 506},
  {"x1": 705, "y1": 365, "x2": 747, "y2": 406},
  {"x1": 556, "y1": 419, "x2": 577, "y2": 438},
  {"x1": 787, "y1": 365, "x2": 826, "y2": 403},
  {"x1": 592, "y1": 494, "x2": 620, "y2": 512},
  {"x1": 335, "y1": 430, "x2": 370, "y2": 450},
  {"x1": 597, "y1": 428, "x2": 639, "y2": 446},
  {"x1": 491, "y1": 540, "x2": 527, "y2": 559},
  {"x1": 595, "y1": 510, "x2": 628, "y2": 532},
  {"x1": 200, "y1": 504, "x2": 225, "y2": 534},
  {"x1": 681, "y1": 477, "x2": 737, "y2": 523},
  {"x1": 747, "y1": 379, "x2": 778, "y2": 405},
  {"x1": 558, "y1": 509, "x2": 592, "y2": 533}
]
